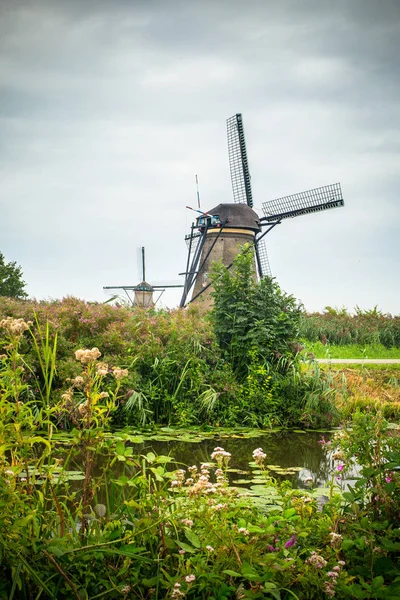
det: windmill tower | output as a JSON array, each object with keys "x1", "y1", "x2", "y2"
[
  {"x1": 104, "y1": 247, "x2": 183, "y2": 307},
  {"x1": 180, "y1": 113, "x2": 344, "y2": 308}
]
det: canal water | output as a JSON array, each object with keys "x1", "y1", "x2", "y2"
[{"x1": 125, "y1": 429, "x2": 338, "y2": 491}]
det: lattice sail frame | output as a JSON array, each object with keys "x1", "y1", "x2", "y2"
[
  {"x1": 262, "y1": 183, "x2": 343, "y2": 222},
  {"x1": 227, "y1": 114, "x2": 253, "y2": 207},
  {"x1": 255, "y1": 234, "x2": 272, "y2": 278}
]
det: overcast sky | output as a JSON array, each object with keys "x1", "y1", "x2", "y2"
[{"x1": 1, "y1": 0, "x2": 399, "y2": 313}]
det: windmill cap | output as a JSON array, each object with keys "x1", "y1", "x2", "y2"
[{"x1": 203, "y1": 203, "x2": 261, "y2": 232}]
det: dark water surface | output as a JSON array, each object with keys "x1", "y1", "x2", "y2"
[{"x1": 126, "y1": 430, "x2": 335, "y2": 490}]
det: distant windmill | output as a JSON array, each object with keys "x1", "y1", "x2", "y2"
[
  {"x1": 180, "y1": 113, "x2": 344, "y2": 307},
  {"x1": 104, "y1": 247, "x2": 183, "y2": 307}
]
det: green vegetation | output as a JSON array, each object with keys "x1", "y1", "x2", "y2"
[
  {"x1": 300, "y1": 308, "x2": 400, "y2": 348},
  {"x1": 0, "y1": 318, "x2": 399, "y2": 598},
  {"x1": 1, "y1": 248, "x2": 400, "y2": 597},
  {"x1": 0, "y1": 250, "x2": 339, "y2": 430},
  {"x1": 0, "y1": 251, "x2": 27, "y2": 299},
  {"x1": 302, "y1": 341, "x2": 400, "y2": 359}
]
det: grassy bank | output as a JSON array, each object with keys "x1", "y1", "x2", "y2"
[
  {"x1": 0, "y1": 316, "x2": 399, "y2": 598},
  {"x1": 302, "y1": 341, "x2": 400, "y2": 359}
]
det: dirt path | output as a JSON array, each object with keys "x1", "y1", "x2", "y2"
[{"x1": 316, "y1": 359, "x2": 400, "y2": 364}]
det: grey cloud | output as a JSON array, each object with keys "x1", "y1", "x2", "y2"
[{"x1": 0, "y1": 0, "x2": 399, "y2": 311}]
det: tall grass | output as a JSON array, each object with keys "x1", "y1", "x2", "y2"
[{"x1": 300, "y1": 310, "x2": 400, "y2": 347}]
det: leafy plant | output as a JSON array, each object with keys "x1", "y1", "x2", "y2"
[{"x1": 0, "y1": 252, "x2": 27, "y2": 299}]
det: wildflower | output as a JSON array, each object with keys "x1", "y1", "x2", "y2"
[
  {"x1": 179, "y1": 549, "x2": 185, "y2": 555},
  {"x1": 266, "y1": 545, "x2": 278, "y2": 552},
  {"x1": 323, "y1": 582, "x2": 336, "y2": 598},
  {"x1": 96, "y1": 362, "x2": 109, "y2": 376},
  {"x1": 182, "y1": 519, "x2": 193, "y2": 528},
  {"x1": 211, "y1": 447, "x2": 231, "y2": 465},
  {"x1": 252, "y1": 447, "x2": 267, "y2": 466},
  {"x1": 385, "y1": 476, "x2": 392, "y2": 483},
  {"x1": 332, "y1": 450, "x2": 345, "y2": 461},
  {"x1": 284, "y1": 535, "x2": 296, "y2": 549},
  {"x1": 171, "y1": 480, "x2": 180, "y2": 488},
  {"x1": 206, "y1": 545, "x2": 214, "y2": 552},
  {"x1": 72, "y1": 375, "x2": 85, "y2": 387},
  {"x1": 338, "y1": 560, "x2": 345, "y2": 566},
  {"x1": 306, "y1": 552, "x2": 327, "y2": 569},
  {"x1": 327, "y1": 571, "x2": 339, "y2": 579},
  {"x1": 5, "y1": 469, "x2": 14, "y2": 477},
  {"x1": 185, "y1": 574, "x2": 195, "y2": 583},
  {"x1": 121, "y1": 584, "x2": 131, "y2": 594},
  {"x1": 0, "y1": 317, "x2": 31, "y2": 337},
  {"x1": 98, "y1": 391, "x2": 109, "y2": 399},
  {"x1": 337, "y1": 463, "x2": 345, "y2": 472},
  {"x1": 75, "y1": 347, "x2": 101, "y2": 364},
  {"x1": 238, "y1": 528, "x2": 249, "y2": 536},
  {"x1": 175, "y1": 469, "x2": 186, "y2": 481},
  {"x1": 211, "y1": 503, "x2": 227, "y2": 512},
  {"x1": 301, "y1": 495, "x2": 312, "y2": 503},
  {"x1": 61, "y1": 391, "x2": 73, "y2": 401},
  {"x1": 113, "y1": 367, "x2": 129, "y2": 380},
  {"x1": 171, "y1": 582, "x2": 185, "y2": 598},
  {"x1": 329, "y1": 532, "x2": 343, "y2": 548},
  {"x1": 78, "y1": 400, "x2": 90, "y2": 416}
]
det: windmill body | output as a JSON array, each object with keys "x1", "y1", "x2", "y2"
[
  {"x1": 180, "y1": 113, "x2": 345, "y2": 308},
  {"x1": 133, "y1": 281, "x2": 155, "y2": 308},
  {"x1": 191, "y1": 203, "x2": 261, "y2": 308},
  {"x1": 104, "y1": 247, "x2": 183, "y2": 307}
]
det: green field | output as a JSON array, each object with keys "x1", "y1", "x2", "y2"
[{"x1": 302, "y1": 341, "x2": 400, "y2": 359}]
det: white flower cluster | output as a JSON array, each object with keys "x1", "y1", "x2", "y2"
[
  {"x1": 0, "y1": 317, "x2": 31, "y2": 337},
  {"x1": 75, "y1": 347, "x2": 102, "y2": 364},
  {"x1": 112, "y1": 367, "x2": 129, "y2": 380},
  {"x1": 210, "y1": 447, "x2": 232, "y2": 465},
  {"x1": 170, "y1": 451, "x2": 234, "y2": 497},
  {"x1": 252, "y1": 447, "x2": 267, "y2": 466},
  {"x1": 306, "y1": 551, "x2": 327, "y2": 569},
  {"x1": 329, "y1": 532, "x2": 343, "y2": 548},
  {"x1": 324, "y1": 561, "x2": 345, "y2": 598}
]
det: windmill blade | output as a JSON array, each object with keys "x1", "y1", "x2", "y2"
[
  {"x1": 226, "y1": 113, "x2": 253, "y2": 207},
  {"x1": 262, "y1": 183, "x2": 344, "y2": 223},
  {"x1": 185, "y1": 230, "x2": 201, "y2": 255},
  {"x1": 255, "y1": 234, "x2": 272, "y2": 278},
  {"x1": 180, "y1": 227, "x2": 208, "y2": 307}
]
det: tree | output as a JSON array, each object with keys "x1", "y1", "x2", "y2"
[
  {"x1": 0, "y1": 252, "x2": 28, "y2": 299},
  {"x1": 210, "y1": 245, "x2": 301, "y2": 377}
]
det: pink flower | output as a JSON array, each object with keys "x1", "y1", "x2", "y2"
[
  {"x1": 337, "y1": 463, "x2": 345, "y2": 472},
  {"x1": 284, "y1": 535, "x2": 296, "y2": 549}
]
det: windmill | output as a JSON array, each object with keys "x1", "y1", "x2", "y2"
[
  {"x1": 180, "y1": 113, "x2": 344, "y2": 308},
  {"x1": 103, "y1": 247, "x2": 183, "y2": 307}
]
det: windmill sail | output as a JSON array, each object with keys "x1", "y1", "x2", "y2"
[
  {"x1": 227, "y1": 113, "x2": 253, "y2": 207},
  {"x1": 262, "y1": 183, "x2": 344, "y2": 222},
  {"x1": 255, "y1": 234, "x2": 272, "y2": 278}
]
